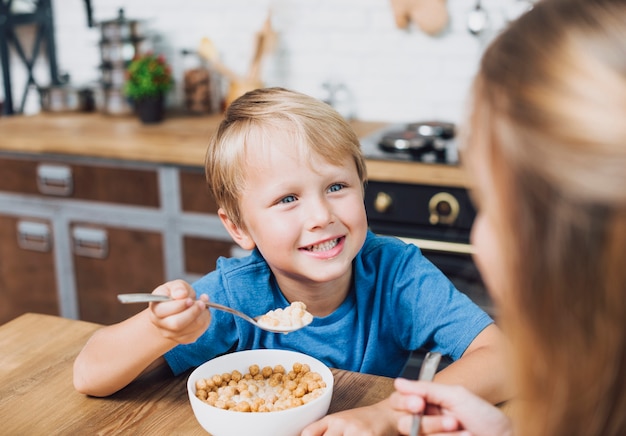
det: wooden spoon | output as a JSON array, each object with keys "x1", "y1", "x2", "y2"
[
  {"x1": 247, "y1": 12, "x2": 278, "y2": 83},
  {"x1": 197, "y1": 37, "x2": 241, "y2": 83}
]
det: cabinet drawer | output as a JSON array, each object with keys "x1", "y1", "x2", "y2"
[
  {"x1": 72, "y1": 223, "x2": 165, "y2": 325},
  {"x1": 183, "y1": 236, "x2": 237, "y2": 275},
  {"x1": 179, "y1": 168, "x2": 218, "y2": 214},
  {"x1": 0, "y1": 215, "x2": 58, "y2": 324},
  {"x1": 0, "y1": 157, "x2": 159, "y2": 207}
]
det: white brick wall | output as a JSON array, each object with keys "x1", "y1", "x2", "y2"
[{"x1": 2, "y1": 0, "x2": 530, "y2": 122}]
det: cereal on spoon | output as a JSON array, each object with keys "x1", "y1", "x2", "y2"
[{"x1": 257, "y1": 302, "x2": 314, "y2": 331}]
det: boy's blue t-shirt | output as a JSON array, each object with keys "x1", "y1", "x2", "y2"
[{"x1": 164, "y1": 231, "x2": 492, "y2": 378}]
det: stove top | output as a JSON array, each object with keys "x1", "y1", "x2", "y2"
[{"x1": 359, "y1": 122, "x2": 460, "y2": 165}]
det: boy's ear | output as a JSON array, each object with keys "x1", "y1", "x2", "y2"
[{"x1": 218, "y1": 208, "x2": 256, "y2": 250}]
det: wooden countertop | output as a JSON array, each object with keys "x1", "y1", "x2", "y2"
[
  {"x1": 0, "y1": 313, "x2": 395, "y2": 435},
  {"x1": 0, "y1": 113, "x2": 469, "y2": 187}
]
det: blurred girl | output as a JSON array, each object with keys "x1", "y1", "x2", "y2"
[{"x1": 391, "y1": 0, "x2": 626, "y2": 434}]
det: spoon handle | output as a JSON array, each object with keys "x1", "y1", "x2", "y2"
[
  {"x1": 116, "y1": 293, "x2": 257, "y2": 324},
  {"x1": 117, "y1": 293, "x2": 172, "y2": 303},
  {"x1": 409, "y1": 352, "x2": 442, "y2": 436}
]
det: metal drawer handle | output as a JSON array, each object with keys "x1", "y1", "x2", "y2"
[
  {"x1": 72, "y1": 227, "x2": 108, "y2": 259},
  {"x1": 17, "y1": 220, "x2": 52, "y2": 252},
  {"x1": 37, "y1": 164, "x2": 73, "y2": 196}
]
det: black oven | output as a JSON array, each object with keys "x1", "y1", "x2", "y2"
[
  {"x1": 360, "y1": 122, "x2": 493, "y2": 317},
  {"x1": 364, "y1": 180, "x2": 492, "y2": 315}
]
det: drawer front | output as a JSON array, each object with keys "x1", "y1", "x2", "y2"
[
  {"x1": 72, "y1": 223, "x2": 165, "y2": 325},
  {"x1": 0, "y1": 215, "x2": 59, "y2": 324},
  {"x1": 179, "y1": 168, "x2": 218, "y2": 214},
  {"x1": 0, "y1": 157, "x2": 41, "y2": 195},
  {"x1": 0, "y1": 157, "x2": 159, "y2": 207}
]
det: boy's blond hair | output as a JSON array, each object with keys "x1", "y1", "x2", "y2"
[{"x1": 205, "y1": 87, "x2": 367, "y2": 229}]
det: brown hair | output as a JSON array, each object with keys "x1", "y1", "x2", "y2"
[
  {"x1": 466, "y1": 0, "x2": 626, "y2": 434},
  {"x1": 205, "y1": 87, "x2": 367, "y2": 229}
]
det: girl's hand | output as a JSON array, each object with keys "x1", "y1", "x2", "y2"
[
  {"x1": 148, "y1": 279, "x2": 211, "y2": 344},
  {"x1": 390, "y1": 378, "x2": 512, "y2": 436}
]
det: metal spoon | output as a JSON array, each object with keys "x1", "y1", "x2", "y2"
[
  {"x1": 409, "y1": 351, "x2": 442, "y2": 436},
  {"x1": 117, "y1": 293, "x2": 312, "y2": 334}
]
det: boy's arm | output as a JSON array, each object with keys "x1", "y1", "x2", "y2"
[
  {"x1": 73, "y1": 280, "x2": 211, "y2": 397},
  {"x1": 433, "y1": 323, "x2": 513, "y2": 404},
  {"x1": 73, "y1": 309, "x2": 175, "y2": 397}
]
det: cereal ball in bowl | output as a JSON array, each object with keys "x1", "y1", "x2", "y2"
[{"x1": 187, "y1": 349, "x2": 334, "y2": 436}]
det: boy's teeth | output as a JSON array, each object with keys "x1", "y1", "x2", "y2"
[{"x1": 307, "y1": 238, "x2": 339, "y2": 252}]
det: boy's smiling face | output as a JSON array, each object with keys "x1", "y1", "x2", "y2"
[{"x1": 220, "y1": 130, "x2": 368, "y2": 292}]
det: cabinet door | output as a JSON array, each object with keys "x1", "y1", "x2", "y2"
[
  {"x1": 183, "y1": 236, "x2": 238, "y2": 276},
  {"x1": 72, "y1": 223, "x2": 165, "y2": 325},
  {"x1": 179, "y1": 168, "x2": 218, "y2": 214},
  {"x1": 0, "y1": 215, "x2": 58, "y2": 324}
]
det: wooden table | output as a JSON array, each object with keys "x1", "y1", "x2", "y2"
[{"x1": 0, "y1": 313, "x2": 395, "y2": 434}]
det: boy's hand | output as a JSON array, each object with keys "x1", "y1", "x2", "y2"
[
  {"x1": 301, "y1": 400, "x2": 397, "y2": 436},
  {"x1": 148, "y1": 279, "x2": 211, "y2": 344}
]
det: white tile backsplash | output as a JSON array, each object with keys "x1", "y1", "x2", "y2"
[{"x1": 1, "y1": 0, "x2": 528, "y2": 122}]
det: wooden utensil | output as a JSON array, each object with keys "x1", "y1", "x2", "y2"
[
  {"x1": 247, "y1": 11, "x2": 278, "y2": 83},
  {"x1": 197, "y1": 37, "x2": 241, "y2": 83},
  {"x1": 389, "y1": 0, "x2": 449, "y2": 36}
]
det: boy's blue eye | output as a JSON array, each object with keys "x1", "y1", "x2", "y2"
[
  {"x1": 280, "y1": 195, "x2": 297, "y2": 204},
  {"x1": 328, "y1": 184, "x2": 344, "y2": 193}
]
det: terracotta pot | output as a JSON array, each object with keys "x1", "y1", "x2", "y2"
[{"x1": 134, "y1": 94, "x2": 164, "y2": 124}]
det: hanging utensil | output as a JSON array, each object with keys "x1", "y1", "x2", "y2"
[{"x1": 467, "y1": 0, "x2": 488, "y2": 36}]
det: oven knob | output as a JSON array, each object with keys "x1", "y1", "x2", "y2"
[
  {"x1": 429, "y1": 192, "x2": 460, "y2": 225},
  {"x1": 374, "y1": 192, "x2": 393, "y2": 213}
]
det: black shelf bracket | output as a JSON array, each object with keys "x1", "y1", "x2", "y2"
[{"x1": 0, "y1": 0, "x2": 61, "y2": 115}]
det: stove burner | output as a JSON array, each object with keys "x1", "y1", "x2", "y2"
[
  {"x1": 407, "y1": 121, "x2": 455, "y2": 139},
  {"x1": 359, "y1": 121, "x2": 458, "y2": 165},
  {"x1": 378, "y1": 130, "x2": 447, "y2": 162}
]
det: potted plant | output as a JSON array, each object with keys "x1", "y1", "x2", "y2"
[{"x1": 124, "y1": 52, "x2": 173, "y2": 123}]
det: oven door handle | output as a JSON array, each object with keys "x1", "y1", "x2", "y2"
[{"x1": 397, "y1": 237, "x2": 474, "y2": 255}]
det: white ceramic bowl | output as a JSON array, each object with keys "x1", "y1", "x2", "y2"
[{"x1": 187, "y1": 349, "x2": 334, "y2": 436}]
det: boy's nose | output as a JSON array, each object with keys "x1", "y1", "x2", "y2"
[{"x1": 304, "y1": 197, "x2": 334, "y2": 229}]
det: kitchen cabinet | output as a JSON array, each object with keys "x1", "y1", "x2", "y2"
[
  {"x1": 0, "y1": 155, "x2": 234, "y2": 325},
  {"x1": 178, "y1": 168, "x2": 241, "y2": 277}
]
